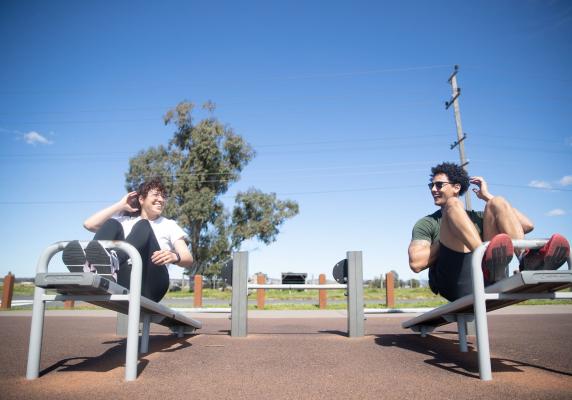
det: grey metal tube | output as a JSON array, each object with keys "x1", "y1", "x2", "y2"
[
  {"x1": 347, "y1": 251, "x2": 364, "y2": 337},
  {"x1": 140, "y1": 313, "x2": 151, "y2": 354},
  {"x1": 470, "y1": 243, "x2": 491, "y2": 381},
  {"x1": 231, "y1": 252, "x2": 248, "y2": 337},
  {"x1": 26, "y1": 242, "x2": 66, "y2": 380},
  {"x1": 471, "y1": 238, "x2": 552, "y2": 381},
  {"x1": 107, "y1": 241, "x2": 143, "y2": 381},
  {"x1": 248, "y1": 284, "x2": 346, "y2": 290},
  {"x1": 457, "y1": 314, "x2": 468, "y2": 353}
]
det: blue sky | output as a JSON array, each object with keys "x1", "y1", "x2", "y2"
[{"x1": 1, "y1": 0, "x2": 571, "y2": 282}]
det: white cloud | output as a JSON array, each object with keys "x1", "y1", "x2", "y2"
[
  {"x1": 545, "y1": 209, "x2": 566, "y2": 217},
  {"x1": 528, "y1": 180, "x2": 552, "y2": 189},
  {"x1": 23, "y1": 131, "x2": 53, "y2": 145},
  {"x1": 559, "y1": 175, "x2": 572, "y2": 186}
]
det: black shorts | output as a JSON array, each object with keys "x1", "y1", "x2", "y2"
[{"x1": 429, "y1": 243, "x2": 474, "y2": 302}]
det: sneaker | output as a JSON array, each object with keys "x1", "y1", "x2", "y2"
[
  {"x1": 482, "y1": 233, "x2": 514, "y2": 283},
  {"x1": 62, "y1": 240, "x2": 89, "y2": 273},
  {"x1": 85, "y1": 241, "x2": 120, "y2": 281},
  {"x1": 518, "y1": 248, "x2": 543, "y2": 271},
  {"x1": 544, "y1": 234, "x2": 570, "y2": 269},
  {"x1": 522, "y1": 233, "x2": 570, "y2": 271}
]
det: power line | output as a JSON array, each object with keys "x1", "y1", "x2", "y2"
[
  {"x1": 0, "y1": 117, "x2": 158, "y2": 125},
  {"x1": 0, "y1": 64, "x2": 452, "y2": 95},
  {"x1": 0, "y1": 134, "x2": 450, "y2": 160},
  {"x1": 1, "y1": 182, "x2": 570, "y2": 206}
]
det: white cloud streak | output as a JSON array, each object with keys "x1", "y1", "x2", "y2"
[
  {"x1": 545, "y1": 209, "x2": 566, "y2": 217},
  {"x1": 559, "y1": 175, "x2": 572, "y2": 186},
  {"x1": 23, "y1": 131, "x2": 53, "y2": 145},
  {"x1": 528, "y1": 180, "x2": 552, "y2": 189}
]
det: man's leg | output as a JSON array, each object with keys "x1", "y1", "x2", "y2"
[
  {"x1": 440, "y1": 197, "x2": 513, "y2": 285},
  {"x1": 482, "y1": 197, "x2": 524, "y2": 241},
  {"x1": 430, "y1": 197, "x2": 481, "y2": 300},
  {"x1": 440, "y1": 197, "x2": 482, "y2": 252}
]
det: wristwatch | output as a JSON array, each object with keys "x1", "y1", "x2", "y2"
[{"x1": 173, "y1": 251, "x2": 181, "y2": 264}]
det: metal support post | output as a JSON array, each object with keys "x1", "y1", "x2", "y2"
[
  {"x1": 26, "y1": 242, "x2": 61, "y2": 380},
  {"x1": 470, "y1": 245, "x2": 492, "y2": 380},
  {"x1": 116, "y1": 313, "x2": 129, "y2": 336},
  {"x1": 231, "y1": 251, "x2": 248, "y2": 337},
  {"x1": 457, "y1": 314, "x2": 468, "y2": 353},
  {"x1": 347, "y1": 251, "x2": 364, "y2": 337},
  {"x1": 140, "y1": 313, "x2": 151, "y2": 354}
]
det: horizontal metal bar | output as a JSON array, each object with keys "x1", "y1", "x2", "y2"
[
  {"x1": 172, "y1": 308, "x2": 231, "y2": 313},
  {"x1": 447, "y1": 65, "x2": 459, "y2": 83},
  {"x1": 445, "y1": 90, "x2": 460, "y2": 110},
  {"x1": 248, "y1": 284, "x2": 347, "y2": 290},
  {"x1": 42, "y1": 294, "x2": 130, "y2": 301},
  {"x1": 485, "y1": 292, "x2": 572, "y2": 301}
]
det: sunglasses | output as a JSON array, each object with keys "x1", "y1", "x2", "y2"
[{"x1": 428, "y1": 181, "x2": 452, "y2": 190}]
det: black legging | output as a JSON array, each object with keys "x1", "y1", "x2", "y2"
[{"x1": 94, "y1": 218, "x2": 170, "y2": 302}]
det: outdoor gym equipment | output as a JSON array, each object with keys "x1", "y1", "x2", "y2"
[
  {"x1": 402, "y1": 238, "x2": 572, "y2": 381},
  {"x1": 26, "y1": 240, "x2": 202, "y2": 381}
]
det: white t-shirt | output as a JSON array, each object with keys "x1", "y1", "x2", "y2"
[{"x1": 112, "y1": 214, "x2": 187, "y2": 252}]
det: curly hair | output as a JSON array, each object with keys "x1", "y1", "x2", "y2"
[
  {"x1": 137, "y1": 177, "x2": 168, "y2": 199},
  {"x1": 123, "y1": 177, "x2": 168, "y2": 216},
  {"x1": 430, "y1": 162, "x2": 470, "y2": 195}
]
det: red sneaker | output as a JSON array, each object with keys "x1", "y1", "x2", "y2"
[
  {"x1": 540, "y1": 233, "x2": 570, "y2": 270},
  {"x1": 482, "y1": 233, "x2": 514, "y2": 282}
]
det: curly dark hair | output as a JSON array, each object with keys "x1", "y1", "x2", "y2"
[
  {"x1": 124, "y1": 177, "x2": 168, "y2": 216},
  {"x1": 430, "y1": 162, "x2": 470, "y2": 195},
  {"x1": 137, "y1": 177, "x2": 168, "y2": 199}
]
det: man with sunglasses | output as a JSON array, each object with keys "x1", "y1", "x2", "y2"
[{"x1": 408, "y1": 162, "x2": 569, "y2": 301}]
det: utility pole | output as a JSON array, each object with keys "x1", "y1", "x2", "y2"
[{"x1": 445, "y1": 65, "x2": 471, "y2": 210}]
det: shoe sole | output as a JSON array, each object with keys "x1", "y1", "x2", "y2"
[
  {"x1": 544, "y1": 234, "x2": 570, "y2": 270},
  {"x1": 484, "y1": 234, "x2": 514, "y2": 282},
  {"x1": 85, "y1": 241, "x2": 113, "y2": 275},
  {"x1": 62, "y1": 240, "x2": 87, "y2": 272}
]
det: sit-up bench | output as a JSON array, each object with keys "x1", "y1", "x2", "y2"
[
  {"x1": 26, "y1": 240, "x2": 202, "y2": 381},
  {"x1": 402, "y1": 239, "x2": 572, "y2": 381}
]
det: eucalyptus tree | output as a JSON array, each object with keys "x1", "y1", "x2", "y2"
[{"x1": 126, "y1": 101, "x2": 299, "y2": 277}]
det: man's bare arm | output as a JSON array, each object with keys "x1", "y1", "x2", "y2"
[{"x1": 408, "y1": 240, "x2": 439, "y2": 273}]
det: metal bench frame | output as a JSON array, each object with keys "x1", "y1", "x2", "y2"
[
  {"x1": 26, "y1": 240, "x2": 201, "y2": 381},
  {"x1": 402, "y1": 239, "x2": 572, "y2": 381}
]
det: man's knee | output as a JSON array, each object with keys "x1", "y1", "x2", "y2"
[{"x1": 485, "y1": 196, "x2": 511, "y2": 214}]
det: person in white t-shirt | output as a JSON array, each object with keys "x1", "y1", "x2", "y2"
[{"x1": 62, "y1": 177, "x2": 193, "y2": 302}]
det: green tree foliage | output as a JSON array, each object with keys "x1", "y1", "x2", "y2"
[{"x1": 125, "y1": 101, "x2": 299, "y2": 276}]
